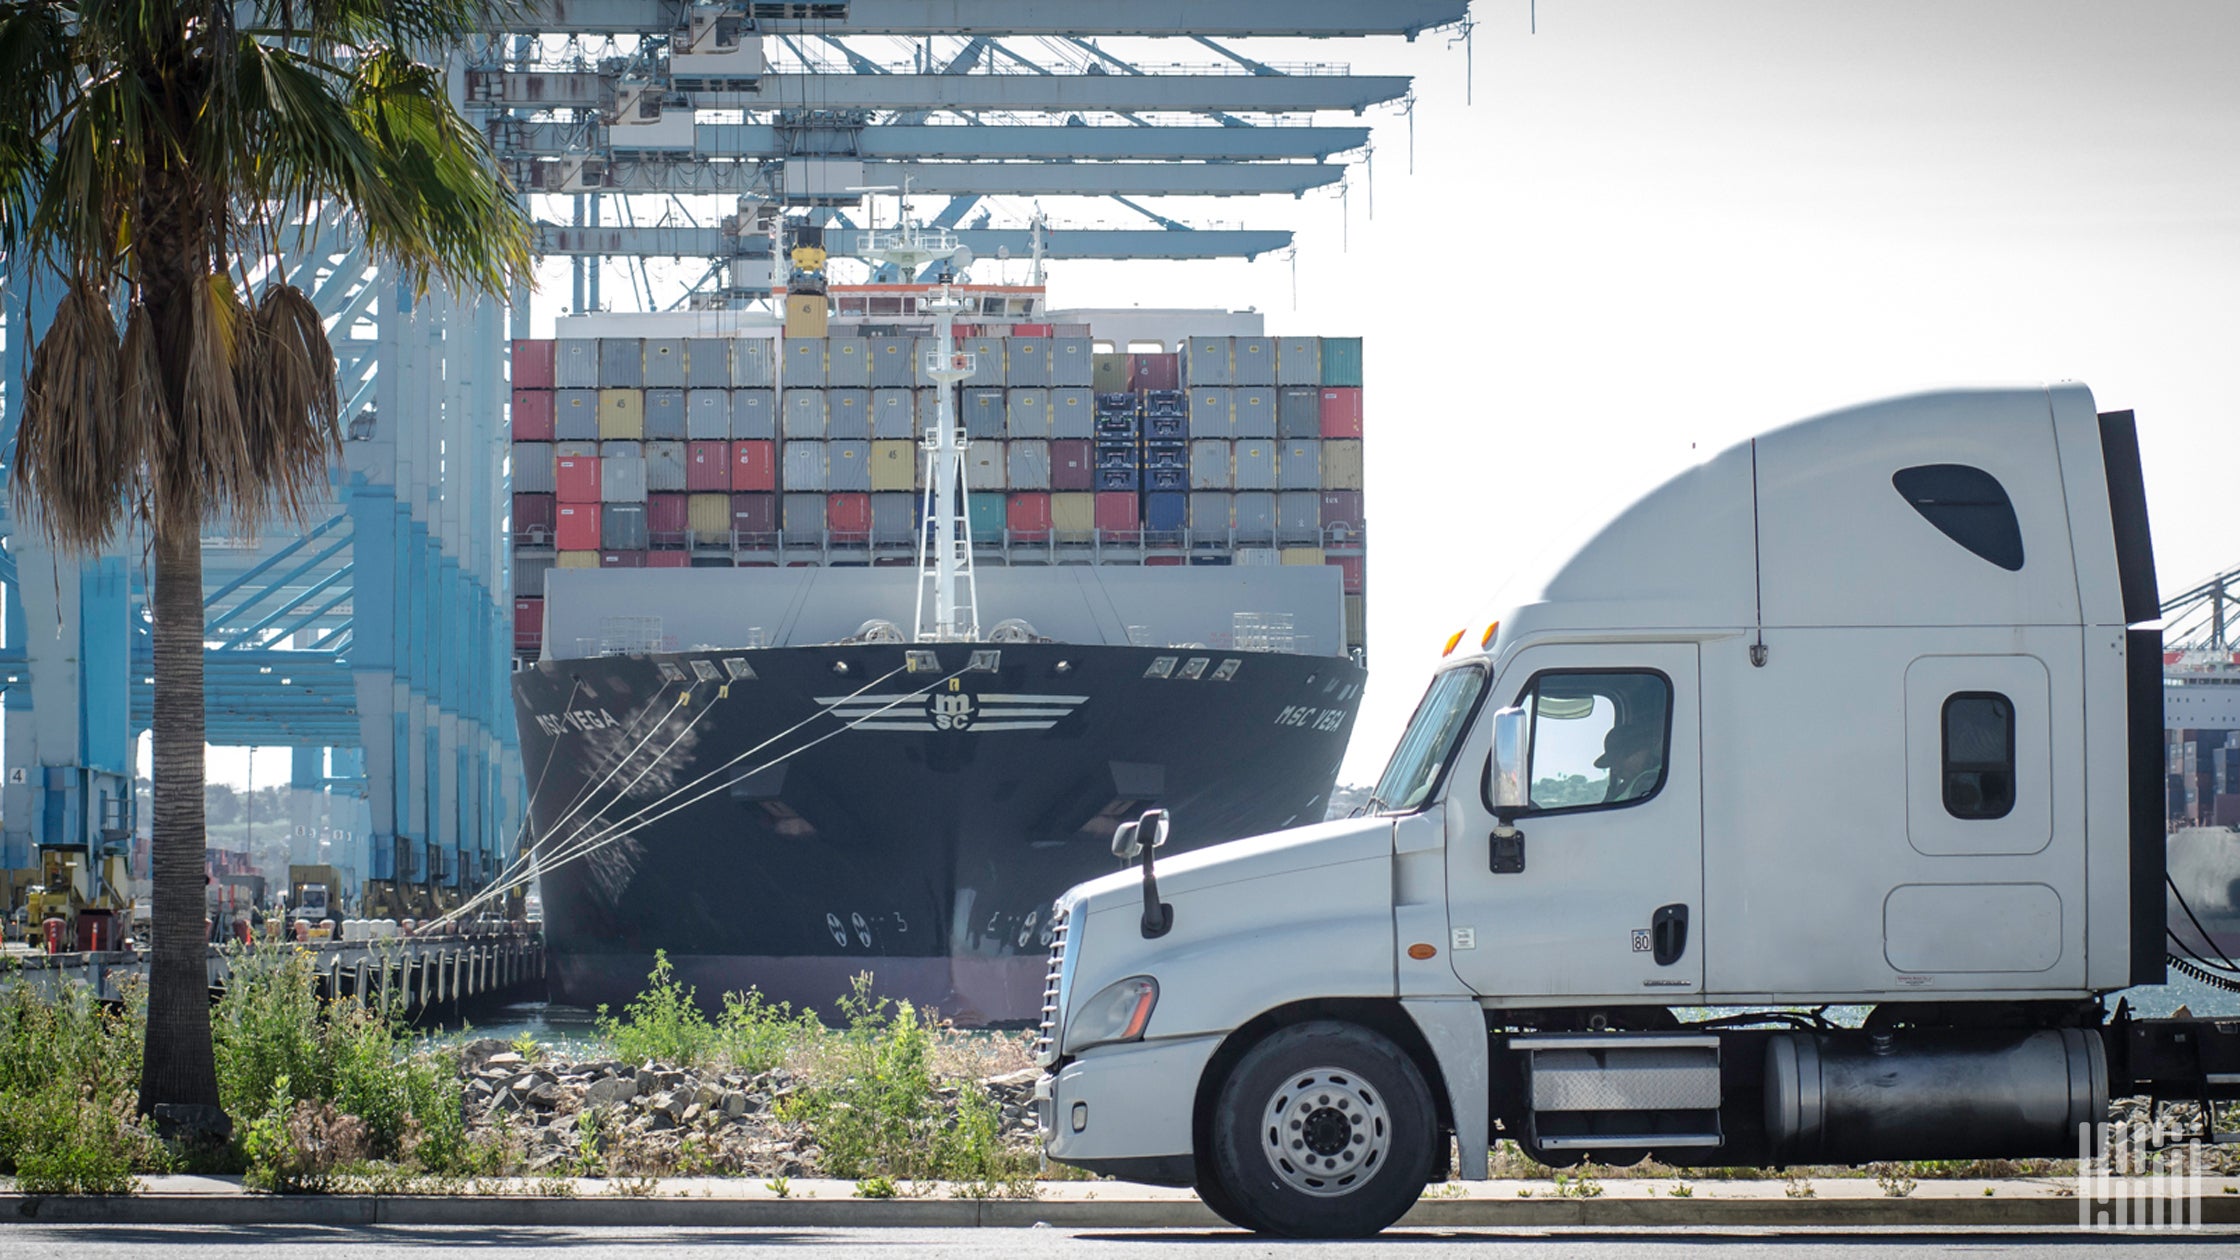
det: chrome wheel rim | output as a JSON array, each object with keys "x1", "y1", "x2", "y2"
[{"x1": 1259, "y1": 1066, "x2": 1390, "y2": 1197}]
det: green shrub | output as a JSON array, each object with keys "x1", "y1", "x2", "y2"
[
  {"x1": 243, "y1": 1076, "x2": 373, "y2": 1193},
  {"x1": 714, "y1": 986, "x2": 820, "y2": 1074},
  {"x1": 780, "y1": 975, "x2": 1035, "y2": 1187},
  {"x1": 596, "y1": 950, "x2": 819, "y2": 1072},
  {"x1": 0, "y1": 973, "x2": 156, "y2": 1192},
  {"x1": 214, "y1": 944, "x2": 469, "y2": 1180},
  {"x1": 8, "y1": 1083, "x2": 144, "y2": 1195},
  {"x1": 596, "y1": 951, "x2": 718, "y2": 1068}
]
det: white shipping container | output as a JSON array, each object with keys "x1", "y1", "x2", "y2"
[
  {"x1": 687, "y1": 390, "x2": 731, "y2": 439},
  {"x1": 600, "y1": 456, "x2": 648, "y2": 503}
]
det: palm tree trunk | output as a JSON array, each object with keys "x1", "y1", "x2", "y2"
[{"x1": 138, "y1": 514, "x2": 223, "y2": 1116}]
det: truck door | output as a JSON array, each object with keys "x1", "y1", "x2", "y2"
[{"x1": 1446, "y1": 643, "x2": 1704, "y2": 1001}]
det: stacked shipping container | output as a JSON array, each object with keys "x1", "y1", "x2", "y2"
[{"x1": 510, "y1": 328, "x2": 1366, "y2": 658}]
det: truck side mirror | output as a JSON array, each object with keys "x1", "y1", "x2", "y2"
[
  {"x1": 1112, "y1": 821, "x2": 1142, "y2": 861},
  {"x1": 1138, "y1": 808, "x2": 1170, "y2": 852},
  {"x1": 1489, "y1": 705, "x2": 1532, "y2": 825}
]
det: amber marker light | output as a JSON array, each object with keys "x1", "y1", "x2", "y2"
[
  {"x1": 1441, "y1": 629, "x2": 1466, "y2": 657},
  {"x1": 1407, "y1": 943, "x2": 1438, "y2": 960},
  {"x1": 1481, "y1": 621, "x2": 1500, "y2": 649}
]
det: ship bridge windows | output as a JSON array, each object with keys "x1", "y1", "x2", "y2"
[{"x1": 1892, "y1": 464, "x2": 2025, "y2": 572}]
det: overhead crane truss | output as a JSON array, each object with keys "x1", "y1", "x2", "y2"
[{"x1": 480, "y1": 1, "x2": 1467, "y2": 276}]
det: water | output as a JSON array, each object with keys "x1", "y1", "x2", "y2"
[{"x1": 421, "y1": 1001, "x2": 609, "y2": 1057}]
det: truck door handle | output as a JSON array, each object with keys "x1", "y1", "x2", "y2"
[{"x1": 1652, "y1": 903, "x2": 1689, "y2": 966}]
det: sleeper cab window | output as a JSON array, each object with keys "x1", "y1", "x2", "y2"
[
  {"x1": 1519, "y1": 671, "x2": 1673, "y2": 813},
  {"x1": 1942, "y1": 691, "x2": 2015, "y2": 820},
  {"x1": 1892, "y1": 464, "x2": 2024, "y2": 571}
]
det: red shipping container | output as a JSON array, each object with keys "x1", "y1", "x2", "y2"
[
  {"x1": 1094, "y1": 491, "x2": 1139, "y2": 531},
  {"x1": 731, "y1": 440, "x2": 776, "y2": 492},
  {"x1": 513, "y1": 598, "x2": 543, "y2": 652},
  {"x1": 555, "y1": 502, "x2": 601, "y2": 550},
  {"x1": 511, "y1": 339, "x2": 556, "y2": 389},
  {"x1": 1051, "y1": 439, "x2": 1094, "y2": 491},
  {"x1": 1130, "y1": 353, "x2": 1179, "y2": 391},
  {"x1": 1318, "y1": 490, "x2": 1364, "y2": 531},
  {"x1": 1007, "y1": 492, "x2": 1052, "y2": 536},
  {"x1": 555, "y1": 455, "x2": 601, "y2": 502},
  {"x1": 827, "y1": 492, "x2": 872, "y2": 534},
  {"x1": 648, "y1": 550, "x2": 690, "y2": 568},
  {"x1": 600, "y1": 550, "x2": 647, "y2": 568},
  {"x1": 687, "y1": 441, "x2": 731, "y2": 491},
  {"x1": 646, "y1": 492, "x2": 690, "y2": 545},
  {"x1": 1146, "y1": 555, "x2": 1184, "y2": 566},
  {"x1": 513, "y1": 493, "x2": 557, "y2": 544},
  {"x1": 511, "y1": 389, "x2": 556, "y2": 441},
  {"x1": 1328, "y1": 555, "x2": 1365, "y2": 594},
  {"x1": 1011, "y1": 323, "x2": 1053, "y2": 338},
  {"x1": 1318, "y1": 387, "x2": 1364, "y2": 438},
  {"x1": 730, "y1": 492, "x2": 776, "y2": 534}
]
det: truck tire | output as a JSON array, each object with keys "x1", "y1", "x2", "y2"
[{"x1": 1204, "y1": 1020, "x2": 1436, "y2": 1237}]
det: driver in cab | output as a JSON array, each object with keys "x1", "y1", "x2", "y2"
[{"x1": 1595, "y1": 717, "x2": 1664, "y2": 804}]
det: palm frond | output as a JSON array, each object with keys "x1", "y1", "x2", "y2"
[
  {"x1": 235, "y1": 284, "x2": 342, "y2": 531},
  {"x1": 148, "y1": 273, "x2": 251, "y2": 531},
  {"x1": 222, "y1": 38, "x2": 530, "y2": 296},
  {"x1": 11, "y1": 280, "x2": 138, "y2": 549},
  {"x1": 0, "y1": 2, "x2": 84, "y2": 259}
]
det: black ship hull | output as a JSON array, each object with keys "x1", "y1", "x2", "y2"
[{"x1": 513, "y1": 641, "x2": 1364, "y2": 1024}]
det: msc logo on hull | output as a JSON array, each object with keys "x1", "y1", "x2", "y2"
[{"x1": 814, "y1": 690, "x2": 1089, "y2": 733}]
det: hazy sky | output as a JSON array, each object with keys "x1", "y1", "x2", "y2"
[
  {"x1": 205, "y1": 1, "x2": 2240, "y2": 791},
  {"x1": 1035, "y1": 0, "x2": 2240, "y2": 781}
]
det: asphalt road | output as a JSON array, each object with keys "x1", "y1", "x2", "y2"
[{"x1": 1, "y1": 1225, "x2": 2235, "y2": 1256}]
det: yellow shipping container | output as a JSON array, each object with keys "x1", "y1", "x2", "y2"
[
  {"x1": 688, "y1": 493, "x2": 731, "y2": 539},
  {"x1": 784, "y1": 294, "x2": 828, "y2": 340},
  {"x1": 872, "y1": 440, "x2": 916, "y2": 491},
  {"x1": 1051, "y1": 492, "x2": 1095, "y2": 533},
  {"x1": 1344, "y1": 594, "x2": 1366, "y2": 645},
  {"x1": 1322, "y1": 439, "x2": 1363, "y2": 490},
  {"x1": 1281, "y1": 547, "x2": 1326, "y2": 566},
  {"x1": 598, "y1": 389, "x2": 644, "y2": 439},
  {"x1": 1092, "y1": 353, "x2": 1131, "y2": 394},
  {"x1": 556, "y1": 550, "x2": 601, "y2": 569}
]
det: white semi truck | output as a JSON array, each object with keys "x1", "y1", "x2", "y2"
[{"x1": 1034, "y1": 385, "x2": 2234, "y2": 1236}]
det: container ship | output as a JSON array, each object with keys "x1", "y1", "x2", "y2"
[{"x1": 508, "y1": 238, "x2": 1372, "y2": 1023}]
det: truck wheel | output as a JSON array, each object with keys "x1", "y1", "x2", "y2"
[{"x1": 1205, "y1": 1020, "x2": 1436, "y2": 1237}]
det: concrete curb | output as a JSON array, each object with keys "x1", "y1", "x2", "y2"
[{"x1": 6, "y1": 1192, "x2": 2239, "y2": 1229}]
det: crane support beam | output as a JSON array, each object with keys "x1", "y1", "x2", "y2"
[
  {"x1": 535, "y1": 223, "x2": 1292, "y2": 260},
  {"x1": 498, "y1": 121, "x2": 1370, "y2": 160},
  {"x1": 514, "y1": 157, "x2": 1344, "y2": 196},
  {"x1": 473, "y1": 70, "x2": 1408, "y2": 113},
  {"x1": 515, "y1": 1, "x2": 1470, "y2": 38}
]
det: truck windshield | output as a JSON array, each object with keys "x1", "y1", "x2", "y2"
[{"x1": 1370, "y1": 666, "x2": 1488, "y2": 813}]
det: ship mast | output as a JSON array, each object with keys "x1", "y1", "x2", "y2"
[{"x1": 856, "y1": 186, "x2": 980, "y2": 642}]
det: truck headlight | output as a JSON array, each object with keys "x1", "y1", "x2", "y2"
[{"x1": 1065, "y1": 975, "x2": 1158, "y2": 1054}]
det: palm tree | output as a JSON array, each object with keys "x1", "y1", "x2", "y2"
[{"x1": 0, "y1": 0, "x2": 529, "y2": 1128}]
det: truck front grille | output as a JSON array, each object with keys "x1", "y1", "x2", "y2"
[{"x1": 1033, "y1": 906, "x2": 1070, "y2": 1066}]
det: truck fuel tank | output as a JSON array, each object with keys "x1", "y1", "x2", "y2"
[{"x1": 1765, "y1": 1028, "x2": 2106, "y2": 1164}]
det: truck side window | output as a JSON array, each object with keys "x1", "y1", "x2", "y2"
[
  {"x1": 1519, "y1": 672, "x2": 1672, "y2": 813},
  {"x1": 1892, "y1": 464, "x2": 2024, "y2": 571},
  {"x1": 1942, "y1": 692, "x2": 2015, "y2": 819}
]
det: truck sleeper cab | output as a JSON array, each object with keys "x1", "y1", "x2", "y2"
[{"x1": 1035, "y1": 385, "x2": 2222, "y2": 1237}]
